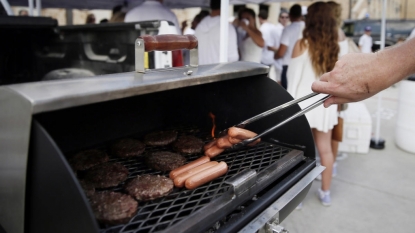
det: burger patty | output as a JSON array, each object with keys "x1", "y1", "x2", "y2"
[
  {"x1": 84, "y1": 162, "x2": 129, "y2": 188},
  {"x1": 145, "y1": 151, "x2": 186, "y2": 172},
  {"x1": 90, "y1": 191, "x2": 138, "y2": 225},
  {"x1": 79, "y1": 180, "x2": 95, "y2": 197},
  {"x1": 110, "y1": 138, "x2": 145, "y2": 158},
  {"x1": 125, "y1": 175, "x2": 174, "y2": 201},
  {"x1": 144, "y1": 130, "x2": 178, "y2": 146},
  {"x1": 173, "y1": 135, "x2": 204, "y2": 154},
  {"x1": 69, "y1": 149, "x2": 109, "y2": 171}
]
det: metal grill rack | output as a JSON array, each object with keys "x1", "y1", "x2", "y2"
[{"x1": 70, "y1": 126, "x2": 294, "y2": 233}]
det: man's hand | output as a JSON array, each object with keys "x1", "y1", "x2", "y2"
[{"x1": 312, "y1": 52, "x2": 386, "y2": 107}]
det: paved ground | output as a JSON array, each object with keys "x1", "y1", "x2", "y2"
[{"x1": 282, "y1": 83, "x2": 415, "y2": 233}]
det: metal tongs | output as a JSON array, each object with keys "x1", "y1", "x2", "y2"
[{"x1": 221, "y1": 93, "x2": 331, "y2": 150}]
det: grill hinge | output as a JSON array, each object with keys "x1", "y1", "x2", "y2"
[{"x1": 224, "y1": 169, "x2": 257, "y2": 197}]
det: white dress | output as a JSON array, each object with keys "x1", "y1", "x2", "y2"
[
  {"x1": 240, "y1": 37, "x2": 262, "y2": 63},
  {"x1": 287, "y1": 48, "x2": 338, "y2": 133}
]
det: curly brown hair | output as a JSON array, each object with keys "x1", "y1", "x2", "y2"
[
  {"x1": 301, "y1": 2, "x2": 339, "y2": 76},
  {"x1": 327, "y1": 1, "x2": 342, "y2": 28}
]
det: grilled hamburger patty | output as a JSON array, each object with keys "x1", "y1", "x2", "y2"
[
  {"x1": 84, "y1": 162, "x2": 129, "y2": 188},
  {"x1": 144, "y1": 130, "x2": 178, "y2": 146},
  {"x1": 69, "y1": 149, "x2": 109, "y2": 171},
  {"x1": 173, "y1": 135, "x2": 204, "y2": 154},
  {"x1": 110, "y1": 138, "x2": 145, "y2": 158},
  {"x1": 125, "y1": 175, "x2": 173, "y2": 201},
  {"x1": 145, "y1": 151, "x2": 186, "y2": 172},
  {"x1": 90, "y1": 191, "x2": 138, "y2": 225}
]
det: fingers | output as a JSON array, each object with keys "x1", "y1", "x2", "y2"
[
  {"x1": 311, "y1": 79, "x2": 336, "y2": 95},
  {"x1": 324, "y1": 96, "x2": 352, "y2": 108}
]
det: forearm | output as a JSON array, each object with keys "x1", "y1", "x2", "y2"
[
  {"x1": 267, "y1": 46, "x2": 279, "y2": 52},
  {"x1": 245, "y1": 28, "x2": 264, "y2": 48},
  {"x1": 376, "y1": 38, "x2": 415, "y2": 86}
]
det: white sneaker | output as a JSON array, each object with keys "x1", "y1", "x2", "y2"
[{"x1": 317, "y1": 188, "x2": 331, "y2": 206}]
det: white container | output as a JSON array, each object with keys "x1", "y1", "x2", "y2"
[
  {"x1": 395, "y1": 80, "x2": 415, "y2": 154},
  {"x1": 339, "y1": 102, "x2": 372, "y2": 154}
]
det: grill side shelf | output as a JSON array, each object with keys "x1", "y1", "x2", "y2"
[{"x1": 161, "y1": 149, "x2": 304, "y2": 233}]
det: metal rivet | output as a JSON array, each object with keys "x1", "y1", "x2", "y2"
[{"x1": 184, "y1": 70, "x2": 193, "y2": 76}]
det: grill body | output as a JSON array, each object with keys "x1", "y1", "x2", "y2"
[{"x1": 0, "y1": 62, "x2": 318, "y2": 233}]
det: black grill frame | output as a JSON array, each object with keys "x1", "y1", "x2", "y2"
[{"x1": 75, "y1": 126, "x2": 296, "y2": 233}]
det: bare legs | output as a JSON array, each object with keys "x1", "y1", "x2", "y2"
[
  {"x1": 313, "y1": 129, "x2": 334, "y2": 191},
  {"x1": 331, "y1": 140, "x2": 339, "y2": 161}
]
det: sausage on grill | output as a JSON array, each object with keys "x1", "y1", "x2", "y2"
[
  {"x1": 169, "y1": 156, "x2": 210, "y2": 180},
  {"x1": 185, "y1": 161, "x2": 228, "y2": 190},
  {"x1": 173, "y1": 161, "x2": 218, "y2": 188},
  {"x1": 204, "y1": 145, "x2": 225, "y2": 158}
]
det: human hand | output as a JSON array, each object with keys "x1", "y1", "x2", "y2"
[
  {"x1": 312, "y1": 52, "x2": 389, "y2": 107},
  {"x1": 239, "y1": 19, "x2": 249, "y2": 30},
  {"x1": 232, "y1": 18, "x2": 240, "y2": 27}
]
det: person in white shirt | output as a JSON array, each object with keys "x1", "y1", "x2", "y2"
[
  {"x1": 233, "y1": 8, "x2": 264, "y2": 63},
  {"x1": 182, "y1": 10, "x2": 209, "y2": 35},
  {"x1": 194, "y1": 0, "x2": 239, "y2": 65},
  {"x1": 124, "y1": 0, "x2": 181, "y2": 34},
  {"x1": 358, "y1": 26, "x2": 373, "y2": 53},
  {"x1": 259, "y1": 10, "x2": 284, "y2": 83},
  {"x1": 274, "y1": 4, "x2": 304, "y2": 89}
]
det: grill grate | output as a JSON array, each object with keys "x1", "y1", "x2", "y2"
[{"x1": 76, "y1": 126, "x2": 293, "y2": 233}]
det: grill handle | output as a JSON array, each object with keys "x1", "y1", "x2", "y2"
[
  {"x1": 139, "y1": 34, "x2": 198, "y2": 52},
  {"x1": 135, "y1": 34, "x2": 199, "y2": 73}
]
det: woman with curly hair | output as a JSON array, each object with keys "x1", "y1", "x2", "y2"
[{"x1": 287, "y1": 1, "x2": 339, "y2": 206}]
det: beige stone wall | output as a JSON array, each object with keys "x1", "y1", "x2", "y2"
[
  {"x1": 401, "y1": 0, "x2": 415, "y2": 19},
  {"x1": 281, "y1": 0, "x2": 406, "y2": 20}
]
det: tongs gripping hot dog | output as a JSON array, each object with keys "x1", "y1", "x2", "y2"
[{"x1": 223, "y1": 93, "x2": 331, "y2": 150}]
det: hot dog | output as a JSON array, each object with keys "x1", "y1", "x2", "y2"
[
  {"x1": 228, "y1": 127, "x2": 261, "y2": 146},
  {"x1": 203, "y1": 140, "x2": 217, "y2": 151},
  {"x1": 228, "y1": 127, "x2": 257, "y2": 139},
  {"x1": 169, "y1": 156, "x2": 210, "y2": 180},
  {"x1": 173, "y1": 161, "x2": 218, "y2": 188},
  {"x1": 185, "y1": 161, "x2": 228, "y2": 190},
  {"x1": 216, "y1": 135, "x2": 234, "y2": 149},
  {"x1": 204, "y1": 145, "x2": 225, "y2": 158},
  {"x1": 228, "y1": 136, "x2": 242, "y2": 144}
]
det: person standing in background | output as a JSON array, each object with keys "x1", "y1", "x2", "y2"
[
  {"x1": 233, "y1": 8, "x2": 264, "y2": 63},
  {"x1": 359, "y1": 26, "x2": 373, "y2": 53},
  {"x1": 86, "y1": 14, "x2": 96, "y2": 24},
  {"x1": 279, "y1": 10, "x2": 290, "y2": 27},
  {"x1": 109, "y1": 5, "x2": 126, "y2": 23},
  {"x1": 274, "y1": 4, "x2": 304, "y2": 89},
  {"x1": 258, "y1": 10, "x2": 283, "y2": 83},
  {"x1": 18, "y1": 9, "x2": 28, "y2": 16},
  {"x1": 182, "y1": 10, "x2": 209, "y2": 35},
  {"x1": 195, "y1": 0, "x2": 239, "y2": 65},
  {"x1": 287, "y1": 1, "x2": 339, "y2": 206},
  {"x1": 125, "y1": 0, "x2": 181, "y2": 34}
]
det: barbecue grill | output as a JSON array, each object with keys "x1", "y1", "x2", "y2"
[{"x1": 0, "y1": 35, "x2": 323, "y2": 233}]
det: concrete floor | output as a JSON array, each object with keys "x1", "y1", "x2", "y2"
[{"x1": 281, "y1": 83, "x2": 415, "y2": 233}]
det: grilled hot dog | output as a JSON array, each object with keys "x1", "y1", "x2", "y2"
[
  {"x1": 216, "y1": 135, "x2": 234, "y2": 149},
  {"x1": 203, "y1": 140, "x2": 217, "y2": 151},
  {"x1": 185, "y1": 161, "x2": 228, "y2": 190},
  {"x1": 169, "y1": 156, "x2": 210, "y2": 180},
  {"x1": 173, "y1": 161, "x2": 218, "y2": 188},
  {"x1": 205, "y1": 145, "x2": 225, "y2": 158},
  {"x1": 228, "y1": 127, "x2": 261, "y2": 146}
]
